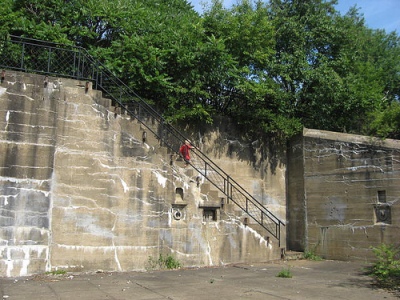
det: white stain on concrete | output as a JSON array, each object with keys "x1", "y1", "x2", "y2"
[
  {"x1": 5, "y1": 110, "x2": 10, "y2": 130},
  {"x1": 120, "y1": 178, "x2": 129, "y2": 193},
  {"x1": 113, "y1": 240, "x2": 122, "y2": 271},
  {"x1": 153, "y1": 171, "x2": 167, "y2": 188},
  {"x1": 0, "y1": 86, "x2": 6, "y2": 96},
  {"x1": 0, "y1": 246, "x2": 49, "y2": 277}
]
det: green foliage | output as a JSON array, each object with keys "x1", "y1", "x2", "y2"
[
  {"x1": 147, "y1": 254, "x2": 182, "y2": 270},
  {"x1": 368, "y1": 244, "x2": 400, "y2": 289},
  {"x1": 1, "y1": 0, "x2": 399, "y2": 139},
  {"x1": 163, "y1": 254, "x2": 182, "y2": 269},
  {"x1": 366, "y1": 101, "x2": 400, "y2": 139},
  {"x1": 46, "y1": 269, "x2": 67, "y2": 275},
  {"x1": 277, "y1": 267, "x2": 292, "y2": 278},
  {"x1": 303, "y1": 251, "x2": 323, "y2": 261}
]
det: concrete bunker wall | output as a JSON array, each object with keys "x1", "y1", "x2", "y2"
[
  {"x1": 0, "y1": 72, "x2": 285, "y2": 277},
  {"x1": 288, "y1": 128, "x2": 400, "y2": 261}
]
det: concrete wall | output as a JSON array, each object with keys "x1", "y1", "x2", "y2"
[
  {"x1": 176, "y1": 117, "x2": 288, "y2": 240},
  {"x1": 286, "y1": 134, "x2": 306, "y2": 251},
  {"x1": 0, "y1": 72, "x2": 285, "y2": 277},
  {"x1": 4, "y1": 71, "x2": 398, "y2": 276},
  {"x1": 288, "y1": 128, "x2": 400, "y2": 261}
]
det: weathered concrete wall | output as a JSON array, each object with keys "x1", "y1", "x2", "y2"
[
  {"x1": 0, "y1": 72, "x2": 284, "y2": 277},
  {"x1": 288, "y1": 128, "x2": 400, "y2": 260},
  {"x1": 286, "y1": 134, "x2": 306, "y2": 251},
  {"x1": 175, "y1": 118, "x2": 288, "y2": 243},
  {"x1": 189, "y1": 118, "x2": 287, "y2": 219}
]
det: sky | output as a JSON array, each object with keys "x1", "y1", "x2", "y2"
[{"x1": 189, "y1": 0, "x2": 400, "y2": 33}]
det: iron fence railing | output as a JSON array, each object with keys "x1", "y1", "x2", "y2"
[{"x1": 0, "y1": 35, "x2": 285, "y2": 245}]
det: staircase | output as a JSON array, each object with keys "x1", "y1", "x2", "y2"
[{"x1": 0, "y1": 35, "x2": 285, "y2": 246}]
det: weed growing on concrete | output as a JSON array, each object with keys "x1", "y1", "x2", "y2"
[
  {"x1": 46, "y1": 269, "x2": 67, "y2": 275},
  {"x1": 162, "y1": 254, "x2": 181, "y2": 269},
  {"x1": 303, "y1": 251, "x2": 323, "y2": 261},
  {"x1": 367, "y1": 244, "x2": 400, "y2": 291},
  {"x1": 277, "y1": 267, "x2": 292, "y2": 278},
  {"x1": 146, "y1": 254, "x2": 182, "y2": 270}
]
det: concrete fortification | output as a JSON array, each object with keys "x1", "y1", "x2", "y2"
[
  {"x1": 288, "y1": 129, "x2": 400, "y2": 260},
  {"x1": 0, "y1": 72, "x2": 286, "y2": 277},
  {"x1": 1, "y1": 71, "x2": 399, "y2": 278}
]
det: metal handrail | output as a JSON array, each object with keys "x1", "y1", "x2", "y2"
[{"x1": 0, "y1": 35, "x2": 285, "y2": 245}]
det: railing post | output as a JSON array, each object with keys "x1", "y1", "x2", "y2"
[
  {"x1": 226, "y1": 176, "x2": 229, "y2": 198},
  {"x1": 138, "y1": 101, "x2": 141, "y2": 120},
  {"x1": 160, "y1": 119, "x2": 164, "y2": 145},
  {"x1": 77, "y1": 50, "x2": 82, "y2": 80},
  {"x1": 20, "y1": 43, "x2": 25, "y2": 70},
  {"x1": 91, "y1": 59, "x2": 96, "y2": 82},
  {"x1": 47, "y1": 48, "x2": 52, "y2": 73},
  {"x1": 98, "y1": 68, "x2": 103, "y2": 89},
  {"x1": 95, "y1": 66, "x2": 99, "y2": 90},
  {"x1": 230, "y1": 180, "x2": 233, "y2": 202},
  {"x1": 81, "y1": 55, "x2": 85, "y2": 80},
  {"x1": 73, "y1": 52, "x2": 77, "y2": 78},
  {"x1": 277, "y1": 223, "x2": 280, "y2": 247}
]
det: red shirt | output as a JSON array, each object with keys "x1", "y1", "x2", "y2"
[{"x1": 179, "y1": 144, "x2": 193, "y2": 161}]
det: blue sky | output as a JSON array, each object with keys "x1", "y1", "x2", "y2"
[{"x1": 189, "y1": 0, "x2": 400, "y2": 33}]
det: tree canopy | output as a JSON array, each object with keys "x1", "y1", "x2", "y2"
[{"x1": 1, "y1": 0, "x2": 399, "y2": 140}]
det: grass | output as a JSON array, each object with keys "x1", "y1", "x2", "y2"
[
  {"x1": 276, "y1": 267, "x2": 292, "y2": 278},
  {"x1": 46, "y1": 269, "x2": 67, "y2": 275}
]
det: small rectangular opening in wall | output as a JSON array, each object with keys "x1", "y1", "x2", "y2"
[
  {"x1": 203, "y1": 208, "x2": 217, "y2": 221},
  {"x1": 374, "y1": 204, "x2": 391, "y2": 224},
  {"x1": 377, "y1": 190, "x2": 386, "y2": 203}
]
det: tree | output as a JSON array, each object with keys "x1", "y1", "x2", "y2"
[
  {"x1": 200, "y1": 0, "x2": 302, "y2": 139},
  {"x1": 267, "y1": 0, "x2": 400, "y2": 135},
  {"x1": 1, "y1": 0, "x2": 399, "y2": 139},
  {"x1": 95, "y1": 0, "x2": 208, "y2": 122},
  {"x1": 0, "y1": 0, "x2": 19, "y2": 39},
  {"x1": 367, "y1": 102, "x2": 400, "y2": 139}
]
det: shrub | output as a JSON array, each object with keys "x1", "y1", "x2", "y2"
[
  {"x1": 162, "y1": 254, "x2": 182, "y2": 269},
  {"x1": 369, "y1": 244, "x2": 400, "y2": 289},
  {"x1": 146, "y1": 254, "x2": 182, "y2": 270}
]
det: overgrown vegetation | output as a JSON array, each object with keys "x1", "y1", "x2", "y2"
[
  {"x1": 1, "y1": 0, "x2": 399, "y2": 140},
  {"x1": 147, "y1": 254, "x2": 182, "y2": 270},
  {"x1": 367, "y1": 244, "x2": 400, "y2": 291},
  {"x1": 277, "y1": 267, "x2": 292, "y2": 278},
  {"x1": 303, "y1": 251, "x2": 323, "y2": 261}
]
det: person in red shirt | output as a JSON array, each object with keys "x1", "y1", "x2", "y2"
[{"x1": 179, "y1": 140, "x2": 194, "y2": 167}]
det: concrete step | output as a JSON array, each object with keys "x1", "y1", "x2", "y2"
[{"x1": 283, "y1": 251, "x2": 304, "y2": 261}]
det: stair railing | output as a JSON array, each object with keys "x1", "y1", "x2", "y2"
[{"x1": 0, "y1": 35, "x2": 285, "y2": 246}]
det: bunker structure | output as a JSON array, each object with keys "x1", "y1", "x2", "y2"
[{"x1": 0, "y1": 36, "x2": 399, "y2": 277}]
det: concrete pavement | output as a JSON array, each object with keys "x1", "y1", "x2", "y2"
[{"x1": 0, "y1": 259, "x2": 398, "y2": 300}]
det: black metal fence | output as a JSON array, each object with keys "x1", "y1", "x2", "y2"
[{"x1": 0, "y1": 35, "x2": 285, "y2": 245}]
